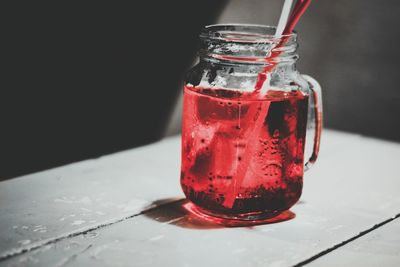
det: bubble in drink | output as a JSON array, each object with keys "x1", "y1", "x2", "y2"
[{"x1": 181, "y1": 84, "x2": 309, "y2": 218}]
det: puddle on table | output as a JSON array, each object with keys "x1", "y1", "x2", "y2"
[{"x1": 143, "y1": 198, "x2": 295, "y2": 229}]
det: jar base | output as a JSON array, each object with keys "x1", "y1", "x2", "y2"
[{"x1": 183, "y1": 201, "x2": 295, "y2": 227}]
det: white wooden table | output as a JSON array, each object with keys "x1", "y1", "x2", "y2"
[{"x1": 0, "y1": 130, "x2": 399, "y2": 267}]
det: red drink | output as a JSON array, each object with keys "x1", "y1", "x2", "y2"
[{"x1": 181, "y1": 84, "x2": 309, "y2": 220}]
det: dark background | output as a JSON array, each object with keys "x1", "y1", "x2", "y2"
[
  {"x1": 1, "y1": 1, "x2": 227, "y2": 180},
  {"x1": 2, "y1": 1, "x2": 400, "y2": 180}
]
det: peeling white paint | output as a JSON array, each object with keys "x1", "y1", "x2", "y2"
[
  {"x1": 148, "y1": 235, "x2": 164, "y2": 242},
  {"x1": 18, "y1": 240, "x2": 31, "y2": 246},
  {"x1": 71, "y1": 220, "x2": 86, "y2": 226}
]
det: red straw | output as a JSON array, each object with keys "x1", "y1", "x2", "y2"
[
  {"x1": 284, "y1": 0, "x2": 312, "y2": 34},
  {"x1": 223, "y1": 0, "x2": 313, "y2": 209}
]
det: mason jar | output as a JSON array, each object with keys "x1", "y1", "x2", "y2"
[{"x1": 180, "y1": 24, "x2": 322, "y2": 224}]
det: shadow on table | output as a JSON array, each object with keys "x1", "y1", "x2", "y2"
[{"x1": 143, "y1": 198, "x2": 295, "y2": 229}]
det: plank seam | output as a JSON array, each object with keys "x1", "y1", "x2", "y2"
[
  {"x1": 292, "y1": 213, "x2": 400, "y2": 267},
  {"x1": 0, "y1": 199, "x2": 181, "y2": 262}
]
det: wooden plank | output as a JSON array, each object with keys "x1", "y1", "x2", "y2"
[
  {"x1": 2, "y1": 201, "x2": 399, "y2": 267},
  {"x1": 0, "y1": 136, "x2": 182, "y2": 259},
  {"x1": 307, "y1": 218, "x2": 400, "y2": 267},
  {"x1": 1, "y1": 130, "x2": 400, "y2": 266}
]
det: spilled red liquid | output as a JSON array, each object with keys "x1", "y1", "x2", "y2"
[{"x1": 181, "y1": 85, "x2": 309, "y2": 219}]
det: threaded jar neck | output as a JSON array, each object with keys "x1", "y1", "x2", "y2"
[{"x1": 199, "y1": 24, "x2": 298, "y2": 66}]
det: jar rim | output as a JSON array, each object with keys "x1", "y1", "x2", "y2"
[{"x1": 200, "y1": 24, "x2": 297, "y2": 43}]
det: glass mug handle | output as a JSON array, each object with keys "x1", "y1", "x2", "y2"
[{"x1": 302, "y1": 75, "x2": 323, "y2": 171}]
